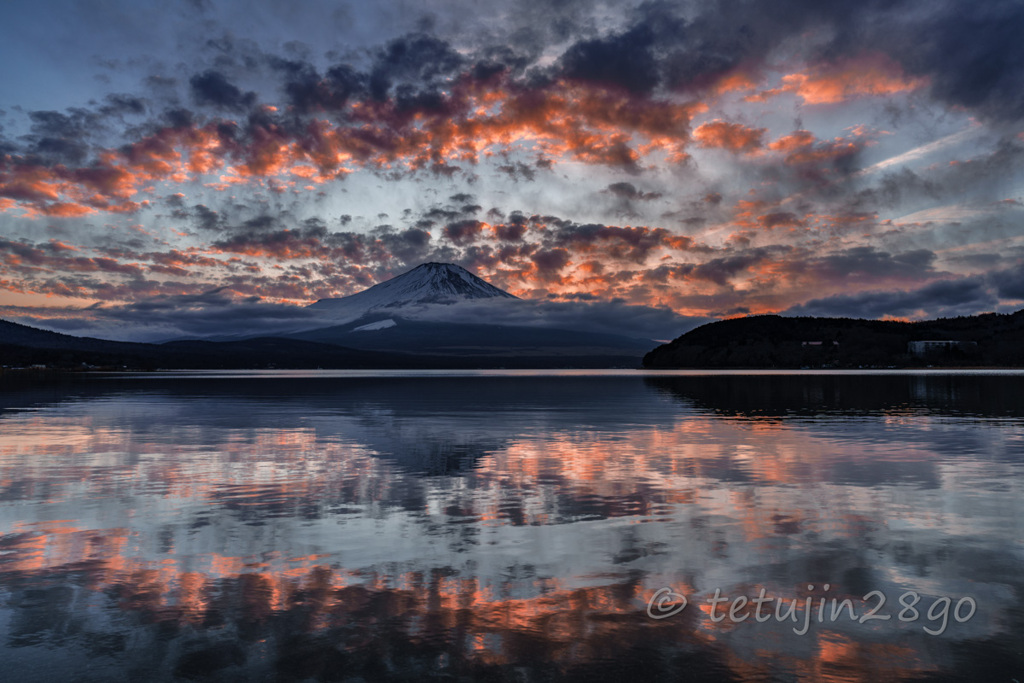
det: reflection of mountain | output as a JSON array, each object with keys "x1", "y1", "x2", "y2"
[
  {"x1": 0, "y1": 381, "x2": 1021, "y2": 680},
  {"x1": 1, "y1": 373, "x2": 1023, "y2": 680},
  {"x1": 0, "y1": 374, "x2": 681, "y2": 474}
]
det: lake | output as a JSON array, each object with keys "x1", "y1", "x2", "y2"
[{"x1": 1, "y1": 370, "x2": 1022, "y2": 681}]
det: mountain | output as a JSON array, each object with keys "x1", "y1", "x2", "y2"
[
  {"x1": 0, "y1": 318, "x2": 415, "y2": 370},
  {"x1": 642, "y1": 311, "x2": 1024, "y2": 368},
  {"x1": 308, "y1": 262, "x2": 517, "y2": 324},
  {"x1": 2, "y1": 263, "x2": 655, "y2": 369},
  {"x1": 0, "y1": 315, "x2": 646, "y2": 369},
  {"x1": 1, "y1": 318, "x2": 137, "y2": 352},
  {"x1": 287, "y1": 262, "x2": 653, "y2": 364}
]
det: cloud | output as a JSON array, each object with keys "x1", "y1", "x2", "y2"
[
  {"x1": 496, "y1": 161, "x2": 537, "y2": 182},
  {"x1": 750, "y1": 54, "x2": 926, "y2": 105},
  {"x1": 858, "y1": 126, "x2": 979, "y2": 175},
  {"x1": 541, "y1": 222, "x2": 699, "y2": 262},
  {"x1": 212, "y1": 222, "x2": 330, "y2": 259},
  {"x1": 558, "y1": 22, "x2": 662, "y2": 95},
  {"x1": 189, "y1": 70, "x2": 257, "y2": 111},
  {"x1": 12, "y1": 288, "x2": 322, "y2": 341},
  {"x1": 605, "y1": 182, "x2": 662, "y2": 201},
  {"x1": 443, "y1": 219, "x2": 485, "y2": 246},
  {"x1": 369, "y1": 33, "x2": 465, "y2": 98},
  {"x1": 887, "y1": 0, "x2": 1024, "y2": 123},
  {"x1": 693, "y1": 120, "x2": 765, "y2": 153},
  {"x1": 990, "y1": 266, "x2": 1024, "y2": 300},
  {"x1": 784, "y1": 276, "x2": 997, "y2": 319},
  {"x1": 802, "y1": 247, "x2": 938, "y2": 283},
  {"x1": 530, "y1": 248, "x2": 572, "y2": 279},
  {"x1": 0, "y1": 67, "x2": 706, "y2": 216},
  {"x1": 270, "y1": 59, "x2": 366, "y2": 115},
  {"x1": 766, "y1": 129, "x2": 863, "y2": 177},
  {"x1": 22, "y1": 109, "x2": 101, "y2": 164},
  {"x1": 2, "y1": 0, "x2": 1024, "y2": 334}
]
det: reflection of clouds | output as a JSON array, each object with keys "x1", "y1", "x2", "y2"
[{"x1": 0, "y1": 375, "x2": 1022, "y2": 679}]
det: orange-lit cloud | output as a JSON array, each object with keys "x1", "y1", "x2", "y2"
[
  {"x1": 766, "y1": 129, "x2": 863, "y2": 170},
  {"x1": 0, "y1": 78, "x2": 706, "y2": 219},
  {"x1": 749, "y1": 54, "x2": 927, "y2": 105},
  {"x1": 693, "y1": 120, "x2": 766, "y2": 153}
]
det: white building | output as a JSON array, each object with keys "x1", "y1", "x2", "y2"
[{"x1": 907, "y1": 340, "x2": 978, "y2": 355}]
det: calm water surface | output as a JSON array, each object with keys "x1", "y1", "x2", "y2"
[{"x1": 1, "y1": 371, "x2": 1022, "y2": 682}]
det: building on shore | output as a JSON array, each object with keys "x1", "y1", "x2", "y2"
[{"x1": 908, "y1": 340, "x2": 978, "y2": 356}]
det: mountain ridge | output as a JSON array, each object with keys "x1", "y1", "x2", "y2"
[
  {"x1": 2, "y1": 262, "x2": 648, "y2": 368},
  {"x1": 642, "y1": 311, "x2": 1024, "y2": 368}
]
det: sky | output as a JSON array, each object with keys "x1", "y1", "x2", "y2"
[{"x1": 1, "y1": 0, "x2": 1023, "y2": 340}]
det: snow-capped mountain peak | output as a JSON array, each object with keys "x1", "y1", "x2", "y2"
[{"x1": 308, "y1": 263, "x2": 517, "y2": 322}]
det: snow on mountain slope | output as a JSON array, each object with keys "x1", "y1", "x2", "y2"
[
  {"x1": 308, "y1": 263, "x2": 517, "y2": 323},
  {"x1": 352, "y1": 318, "x2": 398, "y2": 332}
]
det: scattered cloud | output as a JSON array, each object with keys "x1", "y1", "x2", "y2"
[{"x1": 2, "y1": 0, "x2": 1023, "y2": 333}]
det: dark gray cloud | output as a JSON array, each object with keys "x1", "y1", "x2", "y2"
[
  {"x1": 886, "y1": 0, "x2": 1024, "y2": 123},
  {"x1": 443, "y1": 219, "x2": 484, "y2": 246},
  {"x1": 369, "y1": 33, "x2": 464, "y2": 101},
  {"x1": 531, "y1": 248, "x2": 572, "y2": 277},
  {"x1": 99, "y1": 93, "x2": 147, "y2": 117},
  {"x1": 605, "y1": 182, "x2": 661, "y2": 201},
  {"x1": 189, "y1": 70, "x2": 257, "y2": 111},
  {"x1": 990, "y1": 267, "x2": 1024, "y2": 301},
  {"x1": 851, "y1": 168, "x2": 943, "y2": 213},
  {"x1": 688, "y1": 250, "x2": 777, "y2": 286},
  {"x1": 496, "y1": 161, "x2": 537, "y2": 182},
  {"x1": 784, "y1": 276, "x2": 998, "y2": 319},
  {"x1": 192, "y1": 204, "x2": 225, "y2": 231},
  {"x1": 22, "y1": 108, "x2": 102, "y2": 164},
  {"x1": 539, "y1": 0, "x2": 1024, "y2": 126},
  {"x1": 803, "y1": 247, "x2": 938, "y2": 284},
  {"x1": 275, "y1": 60, "x2": 366, "y2": 115},
  {"x1": 25, "y1": 288, "x2": 321, "y2": 341},
  {"x1": 559, "y1": 21, "x2": 663, "y2": 94}
]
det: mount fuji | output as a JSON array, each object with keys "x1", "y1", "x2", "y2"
[
  {"x1": 283, "y1": 262, "x2": 653, "y2": 365},
  {"x1": 308, "y1": 262, "x2": 517, "y2": 324},
  {"x1": 0, "y1": 263, "x2": 658, "y2": 369}
]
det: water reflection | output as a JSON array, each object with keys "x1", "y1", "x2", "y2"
[{"x1": 0, "y1": 372, "x2": 1022, "y2": 681}]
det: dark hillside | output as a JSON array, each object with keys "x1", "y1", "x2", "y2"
[{"x1": 643, "y1": 311, "x2": 1024, "y2": 368}]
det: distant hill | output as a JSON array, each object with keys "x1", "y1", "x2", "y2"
[
  {"x1": 0, "y1": 318, "x2": 414, "y2": 369},
  {"x1": 642, "y1": 311, "x2": 1024, "y2": 368},
  {"x1": 1, "y1": 262, "x2": 656, "y2": 369},
  {"x1": 0, "y1": 318, "x2": 643, "y2": 370}
]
